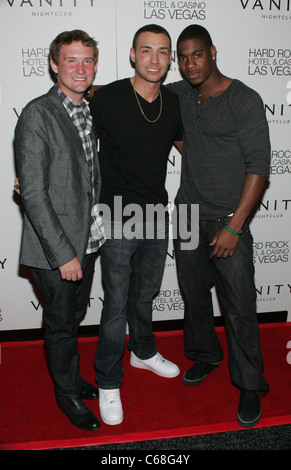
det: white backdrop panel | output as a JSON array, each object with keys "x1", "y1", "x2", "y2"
[{"x1": 0, "y1": 0, "x2": 290, "y2": 331}]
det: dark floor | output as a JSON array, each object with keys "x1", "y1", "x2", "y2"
[{"x1": 56, "y1": 424, "x2": 291, "y2": 451}]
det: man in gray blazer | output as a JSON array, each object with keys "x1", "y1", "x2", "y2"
[{"x1": 14, "y1": 30, "x2": 105, "y2": 431}]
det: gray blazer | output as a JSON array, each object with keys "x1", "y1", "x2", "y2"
[{"x1": 15, "y1": 86, "x2": 101, "y2": 270}]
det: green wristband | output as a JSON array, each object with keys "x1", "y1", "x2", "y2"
[{"x1": 225, "y1": 223, "x2": 242, "y2": 235}]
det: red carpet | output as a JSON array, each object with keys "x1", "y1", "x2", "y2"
[{"x1": 0, "y1": 323, "x2": 291, "y2": 450}]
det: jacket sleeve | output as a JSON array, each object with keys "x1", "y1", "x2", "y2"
[{"x1": 14, "y1": 102, "x2": 77, "y2": 269}]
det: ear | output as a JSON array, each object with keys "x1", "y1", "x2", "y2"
[
  {"x1": 50, "y1": 58, "x2": 59, "y2": 74},
  {"x1": 210, "y1": 45, "x2": 217, "y2": 61},
  {"x1": 129, "y1": 47, "x2": 136, "y2": 64}
]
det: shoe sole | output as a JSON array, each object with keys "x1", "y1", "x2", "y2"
[
  {"x1": 182, "y1": 362, "x2": 221, "y2": 386},
  {"x1": 182, "y1": 372, "x2": 208, "y2": 386},
  {"x1": 100, "y1": 413, "x2": 123, "y2": 426},
  {"x1": 130, "y1": 359, "x2": 180, "y2": 378},
  {"x1": 237, "y1": 410, "x2": 261, "y2": 428}
]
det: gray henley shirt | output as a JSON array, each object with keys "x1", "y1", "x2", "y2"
[{"x1": 167, "y1": 79, "x2": 270, "y2": 220}]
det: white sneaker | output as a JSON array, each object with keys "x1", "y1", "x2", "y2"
[
  {"x1": 130, "y1": 351, "x2": 180, "y2": 378},
  {"x1": 99, "y1": 388, "x2": 123, "y2": 426}
]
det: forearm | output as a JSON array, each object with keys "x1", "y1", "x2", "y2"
[
  {"x1": 228, "y1": 173, "x2": 268, "y2": 232},
  {"x1": 174, "y1": 140, "x2": 183, "y2": 154}
]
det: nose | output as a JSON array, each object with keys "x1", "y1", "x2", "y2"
[
  {"x1": 150, "y1": 51, "x2": 159, "y2": 64},
  {"x1": 76, "y1": 60, "x2": 85, "y2": 74},
  {"x1": 186, "y1": 56, "x2": 197, "y2": 69}
]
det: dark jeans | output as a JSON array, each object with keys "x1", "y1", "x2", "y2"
[
  {"x1": 95, "y1": 219, "x2": 168, "y2": 389},
  {"x1": 31, "y1": 253, "x2": 96, "y2": 397},
  {"x1": 174, "y1": 215, "x2": 269, "y2": 393}
]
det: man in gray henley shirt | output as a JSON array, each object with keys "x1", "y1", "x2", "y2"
[{"x1": 168, "y1": 25, "x2": 270, "y2": 429}]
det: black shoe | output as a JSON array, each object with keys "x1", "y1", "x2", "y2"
[
  {"x1": 237, "y1": 390, "x2": 261, "y2": 428},
  {"x1": 56, "y1": 395, "x2": 101, "y2": 431},
  {"x1": 183, "y1": 361, "x2": 220, "y2": 386},
  {"x1": 80, "y1": 382, "x2": 99, "y2": 400}
]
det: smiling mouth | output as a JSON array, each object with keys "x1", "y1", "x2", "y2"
[{"x1": 187, "y1": 70, "x2": 200, "y2": 78}]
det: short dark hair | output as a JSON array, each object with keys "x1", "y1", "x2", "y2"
[
  {"x1": 132, "y1": 24, "x2": 172, "y2": 50},
  {"x1": 49, "y1": 30, "x2": 98, "y2": 81},
  {"x1": 177, "y1": 25, "x2": 213, "y2": 49}
]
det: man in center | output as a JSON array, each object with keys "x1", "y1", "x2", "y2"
[{"x1": 89, "y1": 24, "x2": 183, "y2": 426}]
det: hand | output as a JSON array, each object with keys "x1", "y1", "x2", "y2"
[
  {"x1": 59, "y1": 257, "x2": 83, "y2": 281},
  {"x1": 209, "y1": 227, "x2": 240, "y2": 259},
  {"x1": 14, "y1": 177, "x2": 20, "y2": 195}
]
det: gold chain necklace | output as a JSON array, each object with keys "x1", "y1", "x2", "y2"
[{"x1": 132, "y1": 82, "x2": 163, "y2": 123}]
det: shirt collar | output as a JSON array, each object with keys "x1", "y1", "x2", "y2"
[{"x1": 56, "y1": 85, "x2": 90, "y2": 118}]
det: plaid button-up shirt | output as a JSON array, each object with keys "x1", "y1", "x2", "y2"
[{"x1": 57, "y1": 86, "x2": 105, "y2": 253}]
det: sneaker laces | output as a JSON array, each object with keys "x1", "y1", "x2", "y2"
[
  {"x1": 153, "y1": 352, "x2": 165, "y2": 364},
  {"x1": 103, "y1": 389, "x2": 119, "y2": 404}
]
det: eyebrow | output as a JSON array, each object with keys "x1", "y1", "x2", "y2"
[
  {"x1": 178, "y1": 48, "x2": 203, "y2": 56},
  {"x1": 140, "y1": 45, "x2": 170, "y2": 50},
  {"x1": 64, "y1": 56, "x2": 94, "y2": 60}
]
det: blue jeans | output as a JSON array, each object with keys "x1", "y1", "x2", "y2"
[
  {"x1": 174, "y1": 215, "x2": 269, "y2": 393},
  {"x1": 95, "y1": 219, "x2": 168, "y2": 389},
  {"x1": 31, "y1": 253, "x2": 96, "y2": 397}
]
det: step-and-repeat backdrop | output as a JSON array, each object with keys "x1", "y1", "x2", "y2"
[{"x1": 0, "y1": 0, "x2": 290, "y2": 332}]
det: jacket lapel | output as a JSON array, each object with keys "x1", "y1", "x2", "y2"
[{"x1": 47, "y1": 87, "x2": 91, "y2": 184}]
